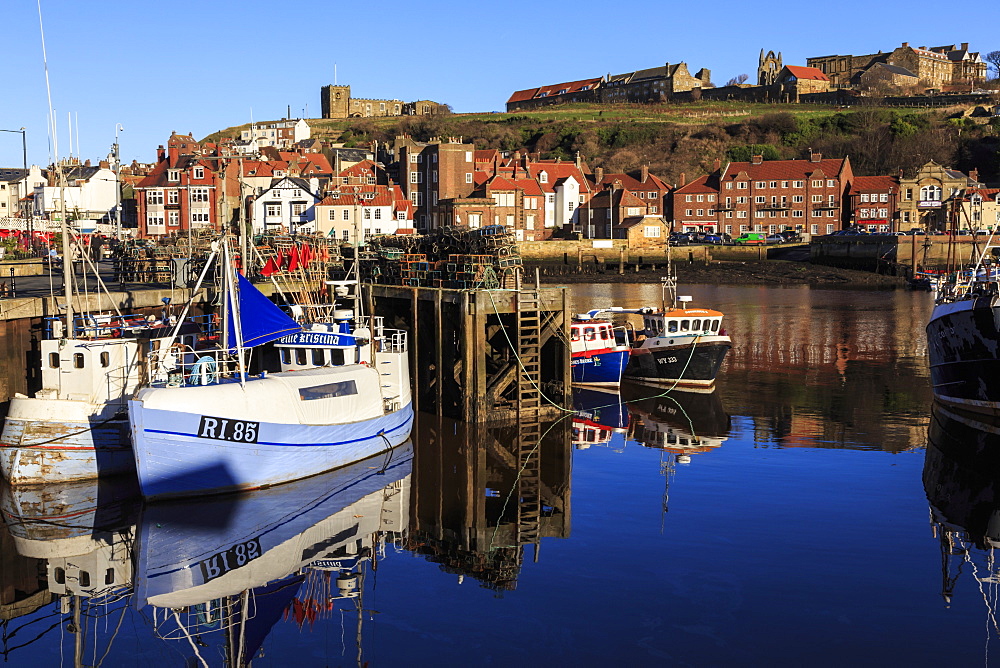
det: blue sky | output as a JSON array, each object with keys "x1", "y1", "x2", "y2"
[{"x1": 0, "y1": 0, "x2": 995, "y2": 168}]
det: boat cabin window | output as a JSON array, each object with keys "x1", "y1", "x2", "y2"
[
  {"x1": 280, "y1": 348, "x2": 291, "y2": 364},
  {"x1": 570, "y1": 327, "x2": 580, "y2": 342},
  {"x1": 312, "y1": 349, "x2": 326, "y2": 366},
  {"x1": 299, "y1": 379, "x2": 358, "y2": 400},
  {"x1": 599, "y1": 326, "x2": 609, "y2": 340},
  {"x1": 49, "y1": 353, "x2": 60, "y2": 368},
  {"x1": 710, "y1": 319, "x2": 720, "y2": 332},
  {"x1": 100, "y1": 352, "x2": 110, "y2": 367},
  {"x1": 692, "y1": 319, "x2": 701, "y2": 331},
  {"x1": 667, "y1": 320, "x2": 678, "y2": 333},
  {"x1": 74, "y1": 353, "x2": 85, "y2": 369},
  {"x1": 151, "y1": 340, "x2": 161, "y2": 351},
  {"x1": 657, "y1": 320, "x2": 664, "y2": 334},
  {"x1": 105, "y1": 568, "x2": 115, "y2": 585},
  {"x1": 584, "y1": 327, "x2": 596, "y2": 341},
  {"x1": 329, "y1": 348, "x2": 345, "y2": 365},
  {"x1": 296, "y1": 349, "x2": 307, "y2": 365},
  {"x1": 53, "y1": 567, "x2": 65, "y2": 584},
  {"x1": 79, "y1": 571, "x2": 90, "y2": 588},
  {"x1": 680, "y1": 320, "x2": 690, "y2": 332}
]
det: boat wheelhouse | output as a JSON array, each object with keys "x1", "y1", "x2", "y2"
[{"x1": 570, "y1": 313, "x2": 631, "y2": 387}]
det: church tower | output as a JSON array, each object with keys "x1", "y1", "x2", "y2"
[
  {"x1": 321, "y1": 85, "x2": 351, "y2": 119},
  {"x1": 758, "y1": 49, "x2": 782, "y2": 86}
]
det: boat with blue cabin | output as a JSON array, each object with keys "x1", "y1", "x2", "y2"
[{"x1": 128, "y1": 239, "x2": 413, "y2": 500}]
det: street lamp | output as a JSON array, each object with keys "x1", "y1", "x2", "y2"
[{"x1": 0, "y1": 127, "x2": 28, "y2": 235}]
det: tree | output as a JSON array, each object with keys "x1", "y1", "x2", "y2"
[
  {"x1": 725, "y1": 73, "x2": 750, "y2": 86},
  {"x1": 986, "y1": 50, "x2": 1000, "y2": 80}
]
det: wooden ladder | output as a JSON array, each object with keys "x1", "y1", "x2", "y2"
[
  {"x1": 516, "y1": 290, "x2": 542, "y2": 416},
  {"x1": 516, "y1": 417, "x2": 542, "y2": 546}
]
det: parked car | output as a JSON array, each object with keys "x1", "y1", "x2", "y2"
[
  {"x1": 734, "y1": 233, "x2": 766, "y2": 245},
  {"x1": 765, "y1": 234, "x2": 784, "y2": 244},
  {"x1": 668, "y1": 233, "x2": 691, "y2": 246},
  {"x1": 702, "y1": 234, "x2": 724, "y2": 245},
  {"x1": 779, "y1": 230, "x2": 801, "y2": 242}
]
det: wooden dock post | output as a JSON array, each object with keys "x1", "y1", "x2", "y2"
[{"x1": 370, "y1": 285, "x2": 570, "y2": 423}]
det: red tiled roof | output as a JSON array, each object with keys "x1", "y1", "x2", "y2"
[
  {"x1": 507, "y1": 78, "x2": 602, "y2": 104},
  {"x1": 673, "y1": 175, "x2": 717, "y2": 194},
  {"x1": 722, "y1": 158, "x2": 848, "y2": 181},
  {"x1": 784, "y1": 65, "x2": 829, "y2": 81},
  {"x1": 849, "y1": 175, "x2": 898, "y2": 194},
  {"x1": 486, "y1": 176, "x2": 518, "y2": 190},
  {"x1": 513, "y1": 179, "x2": 544, "y2": 197},
  {"x1": 594, "y1": 172, "x2": 670, "y2": 193},
  {"x1": 527, "y1": 163, "x2": 588, "y2": 193}
]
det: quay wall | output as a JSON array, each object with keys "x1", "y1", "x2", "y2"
[{"x1": 811, "y1": 235, "x2": 990, "y2": 271}]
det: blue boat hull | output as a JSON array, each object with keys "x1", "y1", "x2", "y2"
[
  {"x1": 129, "y1": 399, "x2": 414, "y2": 500},
  {"x1": 571, "y1": 349, "x2": 630, "y2": 386}
]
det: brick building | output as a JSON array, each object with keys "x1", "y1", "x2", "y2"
[
  {"x1": 394, "y1": 136, "x2": 476, "y2": 231},
  {"x1": 848, "y1": 175, "x2": 900, "y2": 232},
  {"x1": 601, "y1": 63, "x2": 711, "y2": 103},
  {"x1": 671, "y1": 153, "x2": 854, "y2": 236},
  {"x1": 506, "y1": 78, "x2": 602, "y2": 112}
]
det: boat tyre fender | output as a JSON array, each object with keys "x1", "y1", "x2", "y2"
[{"x1": 189, "y1": 356, "x2": 218, "y2": 386}]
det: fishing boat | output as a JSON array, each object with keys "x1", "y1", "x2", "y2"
[
  {"x1": 596, "y1": 277, "x2": 731, "y2": 391},
  {"x1": 128, "y1": 239, "x2": 413, "y2": 500},
  {"x1": 926, "y1": 240, "x2": 1000, "y2": 416},
  {"x1": 570, "y1": 312, "x2": 631, "y2": 386},
  {"x1": 0, "y1": 268, "x2": 210, "y2": 485}
]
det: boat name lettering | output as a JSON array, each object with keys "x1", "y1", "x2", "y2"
[
  {"x1": 279, "y1": 332, "x2": 351, "y2": 346},
  {"x1": 199, "y1": 538, "x2": 262, "y2": 583},
  {"x1": 198, "y1": 416, "x2": 259, "y2": 443},
  {"x1": 657, "y1": 356, "x2": 679, "y2": 364}
]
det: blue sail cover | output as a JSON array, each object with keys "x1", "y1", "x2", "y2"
[{"x1": 225, "y1": 272, "x2": 302, "y2": 351}]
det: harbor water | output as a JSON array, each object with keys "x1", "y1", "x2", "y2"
[{"x1": 3, "y1": 283, "x2": 995, "y2": 666}]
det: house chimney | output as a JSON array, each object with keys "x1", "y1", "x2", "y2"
[
  {"x1": 679, "y1": 172, "x2": 686, "y2": 187},
  {"x1": 641, "y1": 165, "x2": 649, "y2": 183},
  {"x1": 595, "y1": 167, "x2": 604, "y2": 184},
  {"x1": 810, "y1": 151, "x2": 822, "y2": 162},
  {"x1": 751, "y1": 154, "x2": 763, "y2": 165},
  {"x1": 99, "y1": 160, "x2": 110, "y2": 169},
  {"x1": 902, "y1": 42, "x2": 909, "y2": 48},
  {"x1": 576, "y1": 151, "x2": 582, "y2": 169},
  {"x1": 971, "y1": 168, "x2": 980, "y2": 183},
  {"x1": 961, "y1": 43, "x2": 969, "y2": 50},
  {"x1": 157, "y1": 145, "x2": 166, "y2": 162},
  {"x1": 713, "y1": 157, "x2": 721, "y2": 171},
  {"x1": 168, "y1": 145, "x2": 179, "y2": 167},
  {"x1": 84, "y1": 159, "x2": 91, "y2": 167}
]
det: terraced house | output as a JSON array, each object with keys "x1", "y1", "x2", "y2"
[{"x1": 672, "y1": 153, "x2": 854, "y2": 236}]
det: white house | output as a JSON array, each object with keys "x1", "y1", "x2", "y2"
[
  {"x1": 239, "y1": 119, "x2": 311, "y2": 151},
  {"x1": 314, "y1": 185, "x2": 412, "y2": 243},
  {"x1": 33, "y1": 163, "x2": 117, "y2": 224},
  {"x1": 0, "y1": 165, "x2": 45, "y2": 219},
  {"x1": 251, "y1": 176, "x2": 321, "y2": 234}
]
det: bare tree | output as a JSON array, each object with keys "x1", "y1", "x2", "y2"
[
  {"x1": 986, "y1": 50, "x2": 1000, "y2": 80},
  {"x1": 725, "y1": 74, "x2": 750, "y2": 86}
]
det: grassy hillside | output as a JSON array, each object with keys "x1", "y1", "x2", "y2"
[{"x1": 206, "y1": 101, "x2": 1000, "y2": 184}]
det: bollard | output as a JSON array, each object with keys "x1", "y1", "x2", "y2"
[{"x1": 8, "y1": 267, "x2": 14, "y2": 298}]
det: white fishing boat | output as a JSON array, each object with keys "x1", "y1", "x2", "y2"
[
  {"x1": 128, "y1": 240, "x2": 413, "y2": 500},
  {"x1": 0, "y1": 281, "x2": 209, "y2": 485}
]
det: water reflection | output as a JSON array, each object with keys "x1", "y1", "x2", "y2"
[
  {"x1": 406, "y1": 414, "x2": 571, "y2": 593},
  {"x1": 924, "y1": 405, "x2": 1000, "y2": 623}
]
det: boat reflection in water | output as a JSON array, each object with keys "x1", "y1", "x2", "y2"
[
  {"x1": 572, "y1": 387, "x2": 630, "y2": 449},
  {"x1": 621, "y1": 382, "x2": 731, "y2": 461},
  {"x1": 136, "y1": 442, "x2": 412, "y2": 666},
  {"x1": 924, "y1": 404, "x2": 1000, "y2": 618}
]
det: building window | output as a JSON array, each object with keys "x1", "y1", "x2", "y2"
[
  {"x1": 755, "y1": 181, "x2": 766, "y2": 188},
  {"x1": 167, "y1": 170, "x2": 179, "y2": 182},
  {"x1": 146, "y1": 213, "x2": 164, "y2": 227},
  {"x1": 644, "y1": 226, "x2": 660, "y2": 237},
  {"x1": 755, "y1": 196, "x2": 765, "y2": 204},
  {"x1": 811, "y1": 179, "x2": 823, "y2": 187},
  {"x1": 147, "y1": 190, "x2": 163, "y2": 205},
  {"x1": 168, "y1": 210, "x2": 179, "y2": 226},
  {"x1": 265, "y1": 203, "x2": 281, "y2": 217},
  {"x1": 466, "y1": 173, "x2": 473, "y2": 184},
  {"x1": 861, "y1": 193, "x2": 870, "y2": 202},
  {"x1": 793, "y1": 195, "x2": 804, "y2": 203},
  {"x1": 696, "y1": 194, "x2": 704, "y2": 202},
  {"x1": 291, "y1": 203, "x2": 306, "y2": 216},
  {"x1": 410, "y1": 172, "x2": 422, "y2": 184},
  {"x1": 191, "y1": 188, "x2": 209, "y2": 203},
  {"x1": 737, "y1": 182, "x2": 748, "y2": 189},
  {"x1": 793, "y1": 181, "x2": 804, "y2": 188},
  {"x1": 167, "y1": 190, "x2": 179, "y2": 205},
  {"x1": 193, "y1": 167, "x2": 204, "y2": 179},
  {"x1": 329, "y1": 210, "x2": 337, "y2": 221},
  {"x1": 826, "y1": 180, "x2": 835, "y2": 187},
  {"x1": 769, "y1": 181, "x2": 777, "y2": 188},
  {"x1": 812, "y1": 195, "x2": 823, "y2": 203},
  {"x1": 191, "y1": 211, "x2": 210, "y2": 224},
  {"x1": 411, "y1": 192, "x2": 423, "y2": 206},
  {"x1": 920, "y1": 185, "x2": 941, "y2": 201},
  {"x1": 539, "y1": 171, "x2": 548, "y2": 184}
]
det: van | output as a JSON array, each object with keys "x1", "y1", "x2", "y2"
[{"x1": 734, "y1": 233, "x2": 766, "y2": 245}]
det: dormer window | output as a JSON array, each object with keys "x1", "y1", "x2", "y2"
[
  {"x1": 167, "y1": 170, "x2": 180, "y2": 182},
  {"x1": 539, "y1": 171, "x2": 548, "y2": 184},
  {"x1": 193, "y1": 167, "x2": 204, "y2": 179}
]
